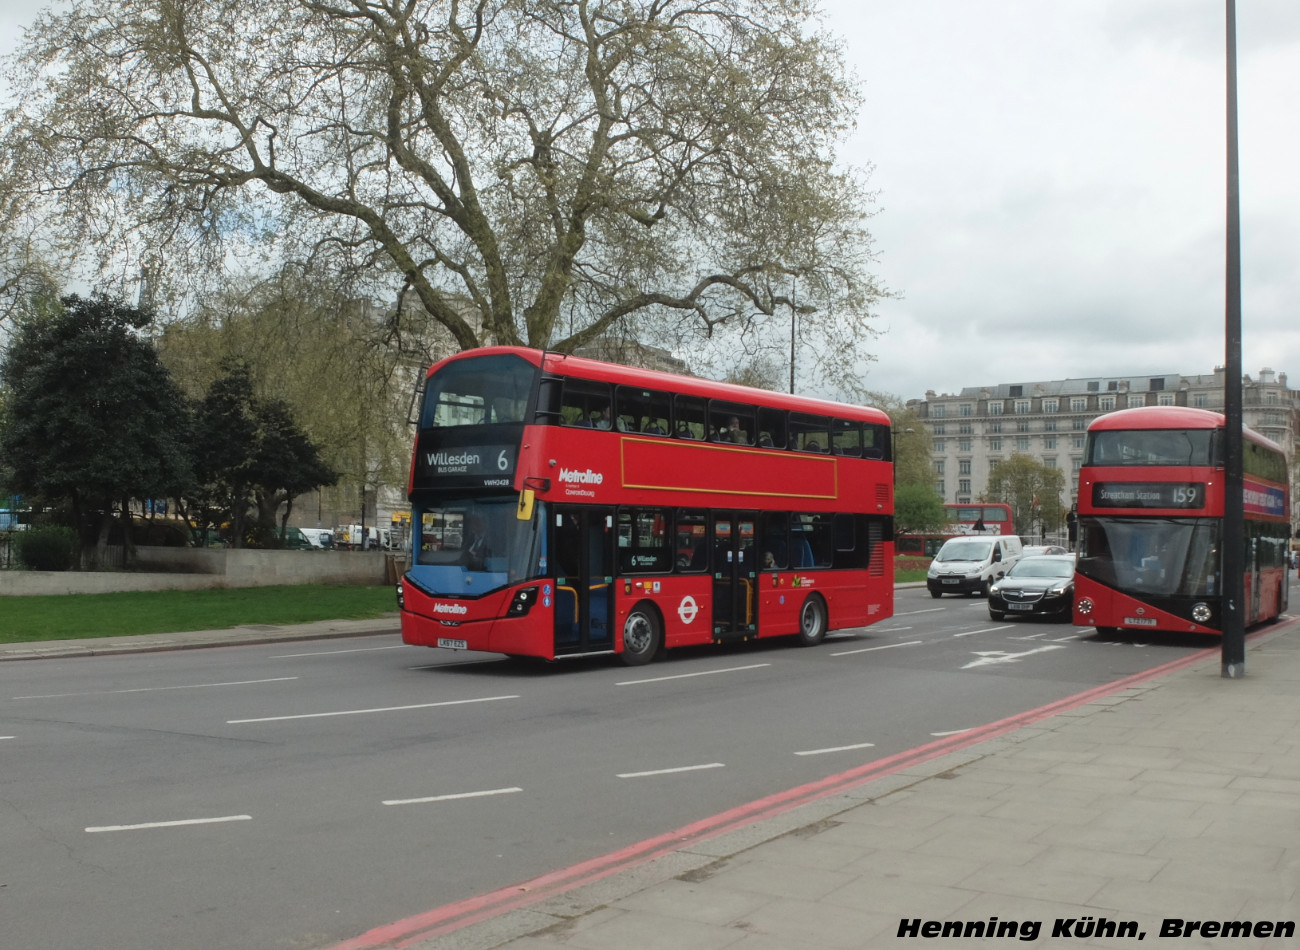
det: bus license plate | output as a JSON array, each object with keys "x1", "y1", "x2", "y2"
[
  {"x1": 437, "y1": 638, "x2": 468, "y2": 650},
  {"x1": 1008, "y1": 603, "x2": 1034, "y2": 611},
  {"x1": 1123, "y1": 617, "x2": 1157, "y2": 627}
]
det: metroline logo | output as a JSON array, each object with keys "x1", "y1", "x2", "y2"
[
  {"x1": 433, "y1": 603, "x2": 469, "y2": 615},
  {"x1": 558, "y1": 468, "x2": 604, "y2": 485}
]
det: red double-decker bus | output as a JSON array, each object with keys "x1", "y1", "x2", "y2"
[
  {"x1": 398, "y1": 347, "x2": 895, "y2": 664},
  {"x1": 1073, "y1": 406, "x2": 1290, "y2": 635},
  {"x1": 944, "y1": 503, "x2": 1014, "y2": 535}
]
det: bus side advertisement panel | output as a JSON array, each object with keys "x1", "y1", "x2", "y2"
[{"x1": 619, "y1": 438, "x2": 838, "y2": 501}]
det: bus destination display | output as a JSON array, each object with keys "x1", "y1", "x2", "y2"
[{"x1": 1091, "y1": 482, "x2": 1205, "y2": 509}]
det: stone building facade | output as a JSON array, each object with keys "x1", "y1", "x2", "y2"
[{"x1": 907, "y1": 368, "x2": 1300, "y2": 523}]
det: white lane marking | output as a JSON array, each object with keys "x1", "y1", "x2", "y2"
[
  {"x1": 15, "y1": 677, "x2": 298, "y2": 700},
  {"x1": 384, "y1": 787, "x2": 523, "y2": 806},
  {"x1": 271, "y1": 645, "x2": 412, "y2": 658},
  {"x1": 0, "y1": 736, "x2": 14, "y2": 740},
  {"x1": 618, "y1": 763, "x2": 725, "y2": 779},
  {"x1": 872, "y1": 626, "x2": 913, "y2": 632},
  {"x1": 962, "y1": 645, "x2": 1067, "y2": 669},
  {"x1": 86, "y1": 815, "x2": 251, "y2": 833},
  {"x1": 830, "y1": 640, "x2": 923, "y2": 657},
  {"x1": 953, "y1": 624, "x2": 1014, "y2": 638},
  {"x1": 1049, "y1": 634, "x2": 1079, "y2": 642},
  {"x1": 794, "y1": 742, "x2": 876, "y2": 757},
  {"x1": 1008, "y1": 632, "x2": 1048, "y2": 640},
  {"x1": 930, "y1": 729, "x2": 974, "y2": 737},
  {"x1": 895, "y1": 608, "x2": 946, "y2": 616},
  {"x1": 227, "y1": 694, "x2": 519, "y2": 723},
  {"x1": 617, "y1": 663, "x2": 770, "y2": 686}
]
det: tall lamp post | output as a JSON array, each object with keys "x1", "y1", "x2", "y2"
[{"x1": 1221, "y1": 0, "x2": 1245, "y2": 677}]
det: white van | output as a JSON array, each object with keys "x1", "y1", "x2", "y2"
[{"x1": 926, "y1": 535, "x2": 1023, "y2": 598}]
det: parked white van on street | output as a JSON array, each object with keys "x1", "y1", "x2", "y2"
[{"x1": 926, "y1": 535, "x2": 1023, "y2": 598}]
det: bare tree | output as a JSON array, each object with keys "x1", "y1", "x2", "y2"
[{"x1": 2, "y1": 0, "x2": 888, "y2": 385}]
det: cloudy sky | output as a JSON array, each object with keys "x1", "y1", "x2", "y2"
[
  {"x1": 823, "y1": 0, "x2": 1300, "y2": 401},
  {"x1": 3, "y1": 2, "x2": 1298, "y2": 404}
]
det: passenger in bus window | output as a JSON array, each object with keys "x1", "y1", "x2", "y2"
[
  {"x1": 725, "y1": 416, "x2": 747, "y2": 444},
  {"x1": 643, "y1": 419, "x2": 665, "y2": 435},
  {"x1": 594, "y1": 405, "x2": 613, "y2": 429}
]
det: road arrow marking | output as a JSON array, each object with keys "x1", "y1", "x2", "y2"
[{"x1": 962, "y1": 645, "x2": 1066, "y2": 669}]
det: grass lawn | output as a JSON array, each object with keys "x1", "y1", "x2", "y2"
[{"x1": 0, "y1": 585, "x2": 397, "y2": 644}]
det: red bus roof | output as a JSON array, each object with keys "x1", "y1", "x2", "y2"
[
  {"x1": 426, "y1": 346, "x2": 891, "y2": 425},
  {"x1": 1087, "y1": 405, "x2": 1281, "y2": 453}
]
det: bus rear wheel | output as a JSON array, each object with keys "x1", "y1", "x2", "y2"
[
  {"x1": 797, "y1": 595, "x2": 828, "y2": 646},
  {"x1": 621, "y1": 604, "x2": 662, "y2": 666}
]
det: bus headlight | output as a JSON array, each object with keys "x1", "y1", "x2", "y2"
[
  {"x1": 508, "y1": 586, "x2": 540, "y2": 617},
  {"x1": 1076, "y1": 597, "x2": 1093, "y2": 616},
  {"x1": 1192, "y1": 602, "x2": 1212, "y2": 623}
]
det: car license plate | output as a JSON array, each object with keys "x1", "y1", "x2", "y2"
[
  {"x1": 1123, "y1": 617, "x2": 1157, "y2": 627},
  {"x1": 437, "y1": 638, "x2": 468, "y2": 650},
  {"x1": 1008, "y1": 603, "x2": 1034, "y2": 611},
  {"x1": 941, "y1": 578, "x2": 959, "y2": 585}
]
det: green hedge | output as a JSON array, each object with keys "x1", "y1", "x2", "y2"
[{"x1": 14, "y1": 526, "x2": 80, "y2": 571}]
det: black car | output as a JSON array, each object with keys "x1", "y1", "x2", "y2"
[{"x1": 988, "y1": 555, "x2": 1076, "y2": 621}]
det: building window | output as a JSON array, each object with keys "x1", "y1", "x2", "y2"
[
  {"x1": 1014, "y1": 400, "x2": 1031, "y2": 414},
  {"x1": 988, "y1": 401, "x2": 1004, "y2": 415},
  {"x1": 1072, "y1": 457, "x2": 1083, "y2": 473},
  {"x1": 959, "y1": 422, "x2": 972, "y2": 435},
  {"x1": 1042, "y1": 399, "x2": 1058, "y2": 413},
  {"x1": 1073, "y1": 418, "x2": 1086, "y2": 430},
  {"x1": 933, "y1": 424, "x2": 946, "y2": 435},
  {"x1": 1044, "y1": 420, "x2": 1058, "y2": 431},
  {"x1": 1099, "y1": 396, "x2": 1116, "y2": 411},
  {"x1": 932, "y1": 405, "x2": 946, "y2": 418},
  {"x1": 1017, "y1": 421, "x2": 1030, "y2": 433},
  {"x1": 1044, "y1": 437, "x2": 1057, "y2": 449},
  {"x1": 959, "y1": 459, "x2": 972, "y2": 475},
  {"x1": 1193, "y1": 393, "x2": 1208, "y2": 408},
  {"x1": 960, "y1": 404, "x2": 973, "y2": 416},
  {"x1": 1128, "y1": 394, "x2": 1145, "y2": 408},
  {"x1": 958, "y1": 479, "x2": 971, "y2": 495},
  {"x1": 1009, "y1": 385, "x2": 1023, "y2": 397},
  {"x1": 933, "y1": 440, "x2": 946, "y2": 453},
  {"x1": 990, "y1": 422, "x2": 1002, "y2": 434},
  {"x1": 1149, "y1": 378, "x2": 1165, "y2": 391},
  {"x1": 935, "y1": 480, "x2": 945, "y2": 495},
  {"x1": 934, "y1": 460, "x2": 945, "y2": 475},
  {"x1": 1044, "y1": 457, "x2": 1057, "y2": 469},
  {"x1": 989, "y1": 438, "x2": 1002, "y2": 451},
  {"x1": 1158, "y1": 393, "x2": 1175, "y2": 406},
  {"x1": 959, "y1": 439, "x2": 972, "y2": 452},
  {"x1": 1016, "y1": 438, "x2": 1030, "y2": 451},
  {"x1": 1074, "y1": 436, "x2": 1085, "y2": 448},
  {"x1": 1071, "y1": 398, "x2": 1087, "y2": 411},
  {"x1": 989, "y1": 458, "x2": 1001, "y2": 471}
]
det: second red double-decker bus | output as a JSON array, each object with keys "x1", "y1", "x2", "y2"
[
  {"x1": 945, "y1": 502, "x2": 1014, "y2": 535},
  {"x1": 1073, "y1": 406, "x2": 1290, "y2": 635},
  {"x1": 398, "y1": 347, "x2": 895, "y2": 665}
]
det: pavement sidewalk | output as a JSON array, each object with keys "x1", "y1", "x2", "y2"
[{"x1": 0, "y1": 616, "x2": 401, "y2": 661}]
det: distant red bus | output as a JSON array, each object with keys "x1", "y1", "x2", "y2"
[
  {"x1": 398, "y1": 347, "x2": 895, "y2": 665},
  {"x1": 1073, "y1": 406, "x2": 1290, "y2": 635},
  {"x1": 945, "y1": 503, "x2": 1014, "y2": 535}
]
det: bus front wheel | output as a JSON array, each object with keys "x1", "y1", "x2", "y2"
[
  {"x1": 797, "y1": 595, "x2": 828, "y2": 647},
  {"x1": 621, "y1": 604, "x2": 662, "y2": 666}
]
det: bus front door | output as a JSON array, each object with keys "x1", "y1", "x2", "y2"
[
  {"x1": 551, "y1": 507, "x2": 615, "y2": 654},
  {"x1": 712, "y1": 511, "x2": 758, "y2": 641}
]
